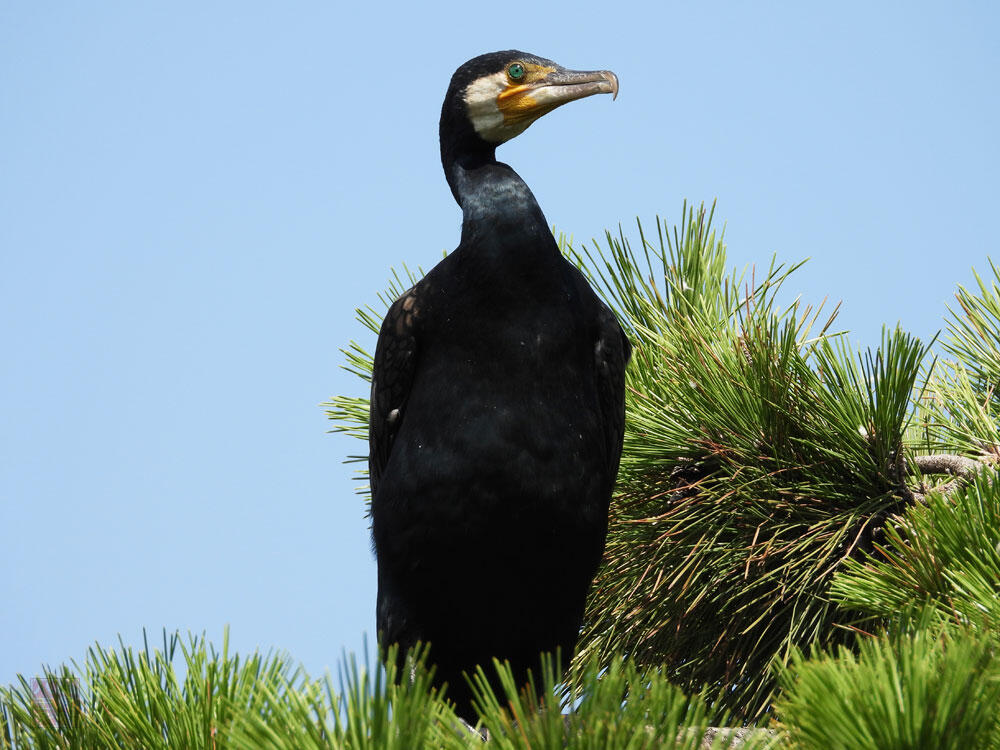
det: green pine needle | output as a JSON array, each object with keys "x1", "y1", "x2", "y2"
[{"x1": 775, "y1": 619, "x2": 1000, "y2": 750}]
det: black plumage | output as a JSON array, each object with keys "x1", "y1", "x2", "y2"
[{"x1": 369, "y1": 51, "x2": 629, "y2": 721}]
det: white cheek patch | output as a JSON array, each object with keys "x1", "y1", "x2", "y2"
[{"x1": 463, "y1": 72, "x2": 532, "y2": 144}]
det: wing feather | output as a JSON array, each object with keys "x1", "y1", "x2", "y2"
[{"x1": 369, "y1": 287, "x2": 420, "y2": 499}]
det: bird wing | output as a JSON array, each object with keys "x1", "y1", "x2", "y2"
[
  {"x1": 595, "y1": 302, "x2": 631, "y2": 495},
  {"x1": 369, "y1": 286, "x2": 420, "y2": 499}
]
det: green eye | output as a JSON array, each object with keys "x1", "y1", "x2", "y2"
[{"x1": 507, "y1": 63, "x2": 525, "y2": 81}]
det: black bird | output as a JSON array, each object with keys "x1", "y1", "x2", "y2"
[{"x1": 369, "y1": 51, "x2": 629, "y2": 721}]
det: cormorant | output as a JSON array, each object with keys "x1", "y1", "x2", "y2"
[{"x1": 369, "y1": 51, "x2": 629, "y2": 722}]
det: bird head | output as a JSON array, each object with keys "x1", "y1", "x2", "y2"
[{"x1": 442, "y1": 51, "x2": 618, "y2": 149}]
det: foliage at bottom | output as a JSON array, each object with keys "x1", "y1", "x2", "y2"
[{"x1": 3, "y1": 634, "x2": 768, "y2": 749}]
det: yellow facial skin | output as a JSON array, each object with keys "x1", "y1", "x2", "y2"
[{"x1": 496, "y1": 63, "x2": 558, "y2": 126}]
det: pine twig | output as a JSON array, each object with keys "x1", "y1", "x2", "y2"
[{"x1": 910, "y1": 453, "x2": 992, "y2": 503}]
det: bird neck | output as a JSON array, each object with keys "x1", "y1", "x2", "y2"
[
  {"x1": 439, "y1": 106, "x2": 545, "y2": 215},
  {"x1": 442, "y1": 143, "x2": 550, "y2": 238},
  {"x1": 440, "y1": 111, "x2": 556, "y2": 267},
  {"x1": 449, "y1": 158, "x2": 546, "y2": 227}
]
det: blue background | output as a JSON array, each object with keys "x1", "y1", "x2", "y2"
[{"x1": 2, "y1": 2, "x2": 998, "y2": 683}]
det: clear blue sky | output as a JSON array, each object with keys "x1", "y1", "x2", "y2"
[{"x1": 2, "y1": 2, "x2": 998, "y2": 684}]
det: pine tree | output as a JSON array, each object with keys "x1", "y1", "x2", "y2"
[{"x1": 7, "y1": 203, "x2": 1000, "y2": 747}]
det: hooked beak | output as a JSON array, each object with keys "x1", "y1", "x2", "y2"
[
  {"x1": 532, "y1": 67, "x2": 619, "y2": 102},
  {"x1": 497, "y1": 66, "x2": 619, "y2": 126}
]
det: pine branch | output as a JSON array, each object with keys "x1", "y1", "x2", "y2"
[{"x1": 909, "y1": 453, "x2": 993, "y2": 503}]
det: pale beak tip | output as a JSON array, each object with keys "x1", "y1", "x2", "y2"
[{"x1": 604, "y1": 71, "x2": 619, "y2": 100}]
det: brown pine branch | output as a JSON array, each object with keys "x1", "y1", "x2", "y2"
[{"x1": 909, "y1": 453, "x2": 992, "y2": 503}]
